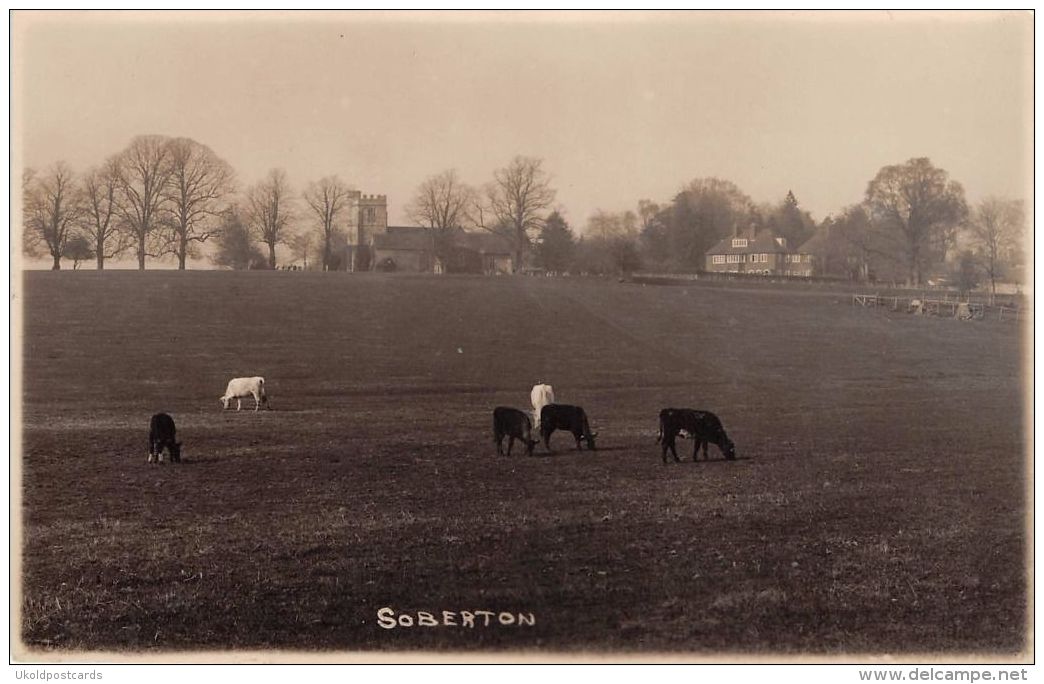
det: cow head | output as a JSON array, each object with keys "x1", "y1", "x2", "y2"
[
  {"x1": 171, "y1": 442, "x2": 182, "y2": 462},
  {"x1": 220, "y1": 397, "x2": 229, "y2": 409},
  {"x1": 722, "y1": 437, "x2": 736, "y2": 460},
  {"x1": 585, "y1": 431, "x2": 598, "y2": 451}
]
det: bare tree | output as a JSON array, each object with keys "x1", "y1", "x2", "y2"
[
  {"x1": 302, "y1": 176, "x2": 354, "y2": 271},
  {"x1": 23, "y1": 162, "x2": 81, "y2": 270},
  {"x1": 162, "y1": 138, "x2": 236, "y2": 270},
  {"x1": 113, "y1": 135, "x2": 174, "y2": 270},
  {"x1": 486, "y1": 156, "x2": 556, "y2": 269},
  {"x1": 864, "y1": 157, "x2": 967, "y2": 286},
  {"x1": 832, "y1": 204, "x2": 904, "y2": 282},
  {"x1": 80, "y1": 158, "x2": 130, "y2": 269},
  {"x1": 637, "y1": 199, "x2": 660, "y2": 232},
  {"x1": 967, "y1": 197, "x2": 1025, "y2": 302},
  {"x1": 406, "y1": 169, "x2": 475, "y2": 261},
  {"x1": 246, "y1": 169, "x2": 295, "y2": 269},
  {"x1": 288, "y1": 232, "x2": 315, "y2": 270},
  {"x1": 586, "y1": 209, "x2": 638, "y2": 241}
]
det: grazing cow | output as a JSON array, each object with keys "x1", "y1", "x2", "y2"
[
  {"x1": 540, "y1": 403, "x2": 597, "y2": 452},
  {"x1": 220, "y1": 376, "x2": 269, "y2": 411},
  {"x1": 657, "y1": 408, "x2": 736, "y2": 463},
  {"x1": 493, "y1": 406, "x2": 538, "y2": 457},
  {"x1": 148, "y1": 413, "x2": 181, "y2": 464},
  {"x1": 530, "y1": 383, "x2": 555, "y2": 430}
]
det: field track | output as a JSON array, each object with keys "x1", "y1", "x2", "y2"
[{"x1": 19, "y1": 271, "x2": 1027, "y2": 655}]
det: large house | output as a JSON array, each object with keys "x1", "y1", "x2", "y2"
[{"x1": 704, "y1": 231, "x2": 814, "y2": 277}]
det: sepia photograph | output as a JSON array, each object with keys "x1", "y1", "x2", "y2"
[{"x1": 10, "y1": 10, "x2": 1033, "y2": 666}]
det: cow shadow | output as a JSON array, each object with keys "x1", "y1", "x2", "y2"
[
  {"x1": 176, "y1": 456, "x2": 221, "y2": 465},
  {"x1": 532, "y1": 447, "x2": 605, "y2": 457},
  {"x1": 666, "y1": 455, "x2": 754, "y2": 464}
]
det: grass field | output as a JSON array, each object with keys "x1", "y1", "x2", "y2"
[{"x1": 18, "y1": 270, "x2": 1028, "y2": 656}]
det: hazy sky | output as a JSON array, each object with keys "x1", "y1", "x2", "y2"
[{"x1": 14, "y1": 10, "x2": 1032, "y2": 231}]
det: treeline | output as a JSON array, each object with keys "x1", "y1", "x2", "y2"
[
  {"x1": 409, "y1": 156, "x2": 1024, "y2": 294},
  {"x1": 26, "y1": 138, "x2": 1025, "y2": 294},
  {"x1": 524, "y1": 157, "x2": 1024, "y2": 295},
  {"x1": 23, "y1": 135, "x2": 375, "y2": 272}
]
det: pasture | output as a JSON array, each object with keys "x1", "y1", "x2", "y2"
[{"x1": 18, "y1": 271, "x2": 1027, "y2": 656}]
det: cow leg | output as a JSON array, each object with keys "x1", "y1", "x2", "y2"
[
  {"x1": 507, "y1": 436, "x2": 515, "y2": 455},
  {"x1": 693, "y1": 440, "x2": 701, "y2": 462},
  {"x1": 495, "y1": 435, "x2": 504, "y2": 456},
  {"x1": 574, "y1": 431, "x2": 583, "y2": 450},
  {"x1": 236, "y1": 397, "x2": 242, "y2": 411},
  {"x1": 542, "y1": 429, "x2": 553, "y2": 453}
]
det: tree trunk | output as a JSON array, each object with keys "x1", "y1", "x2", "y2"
[
  {"x1": 51, "y1": 254, "x2": 61, "y2": 270},
  {"x1": 138, "y1": 237, "x2": 146, "y2": 270},
  {"x1": 906, "y1": 237, "x2": 920, "y2": 286},
  {"x1": 96, "y1": 240, "x2": 104, "y2": 270},
  {"x1": 268, "y1": 243, "x2": 277, "y2": 270},
  {"x1": 323, "y1": 237, "x2": 331, "y2": 271},
  {"x1": 178, "y1": 236, "x2": 188, "y2": 270}
]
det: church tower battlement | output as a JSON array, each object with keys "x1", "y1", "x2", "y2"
[{"x1": 357, "y1": 194, "x2": 388, "y2": 245}]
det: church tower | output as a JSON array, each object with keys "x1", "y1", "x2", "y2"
[
  {"x1": 358, "y1": 194, "x2": 388, "y2": 246},
  {"x1": 347, "y1": 194, "x2": 387, "y2": 271}
]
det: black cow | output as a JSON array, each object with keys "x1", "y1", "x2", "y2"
[
  {"x1": 540, "y1": 404, "x2": 597, "y2": 452},
  {"x1": 493, "y1": 406, "x2": 538, "y2": 457},
  {"x1": 148, "y1": 412, "x2": 181, "y2": 464},
  {"x1": 657, "y1": 408, "x2": 735, "y2": 463}
]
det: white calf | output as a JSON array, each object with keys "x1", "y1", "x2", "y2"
[
  {"x1": 530, "y1": 383, "x2": 555, "y2": 430},
  {"x1": 220, "y1": 376, "x2": 269, "y2": 411}
]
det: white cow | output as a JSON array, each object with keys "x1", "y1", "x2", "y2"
[
  {"x1": 220, "y1": 376, "x2": 269, "y2": 411},
  {"x1": 530, "y1": 383, "x2": 555, "y2": 431}
]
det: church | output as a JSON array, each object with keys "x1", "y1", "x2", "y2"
[{"x1": 340, "y1": 194, "x2": 515, "y2": 275}]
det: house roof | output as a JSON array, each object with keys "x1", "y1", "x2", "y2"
[
  {"x1": 373, "y1": 226, "x2": 433, "y2": 252},
  {"x1": 705, "y1": 232, "x2": 798, "y2": 256},
  {"x1": 373, "y1": 227, "x2": 514, "y2": 256}
]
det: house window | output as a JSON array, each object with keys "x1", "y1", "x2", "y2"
[
  {"x1": 731, "y1": 238, "x2": 748, "y2": 248},
  {"x1": 712, "y1": 255, "x2": 725, "y2": 265},
  {"x1": 727, "y1": 254, "x2": 742, "y2": 263}
]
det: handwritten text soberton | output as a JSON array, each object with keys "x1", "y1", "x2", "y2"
[{"x1": 376, "y1": 607, "x2": 536, "y2": 629}]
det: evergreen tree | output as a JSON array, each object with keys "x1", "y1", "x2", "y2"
[{"x1": 535, "y1": 211, "x2": 576, "y2": 273}]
